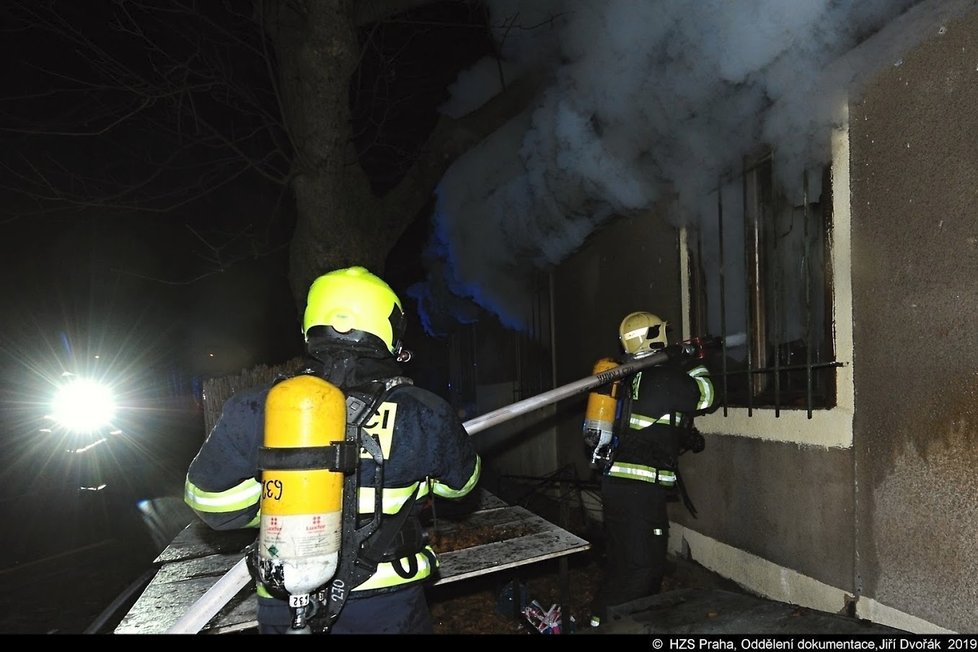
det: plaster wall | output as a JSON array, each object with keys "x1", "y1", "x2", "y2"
[{"x1": 848, "y1": 9, "x2": 978, "y2": 632}]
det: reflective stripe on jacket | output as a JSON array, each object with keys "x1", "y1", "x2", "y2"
[{"x1": 608, "y1": 360, "x2": 715, "y2": 486}]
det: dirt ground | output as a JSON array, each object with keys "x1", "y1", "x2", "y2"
[
  {"x1": 426, "y1": 545, "x2": 703, "y2": 635},
  {"x1": 0, "y1": 537, "x2": 154, "y2": 634},
  {"x1": 427, "y1": 551, "x2": 601, "y2": 635}
]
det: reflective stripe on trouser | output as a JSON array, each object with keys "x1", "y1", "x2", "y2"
[{"x1": 607, "y1": 462, "x2": 676, "y2": 487}]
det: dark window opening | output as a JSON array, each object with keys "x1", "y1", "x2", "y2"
[
  {"x1": 688, "y1": 149, "x2": 839, "y2": 416},
  {"x1": 448, "y1": 273, "x2": 553, "y2": 420}
]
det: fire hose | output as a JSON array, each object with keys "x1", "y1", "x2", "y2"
[{"x1": 164, "y1": 338, "x2": 713, "y2": 634}]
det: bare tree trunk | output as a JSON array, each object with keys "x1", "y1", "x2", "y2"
[
  {"x1": 262, "y1": 0, "x2": 385, "y2": 305},
  {"x1": 261, "y1": 0, "x2": 547, "y2": 310}
]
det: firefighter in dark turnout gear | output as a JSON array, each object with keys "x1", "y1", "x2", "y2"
[
  {"x1": 588, "y1": 311, "x2": 715, "y2": 628},
  {"x1": 184, "y1": 266, "x2": 481, "y2": 634}
]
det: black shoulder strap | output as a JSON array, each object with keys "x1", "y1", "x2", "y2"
[
  {"x1": 615, "y1": 376, "x2": 635, "y2": 434},
  {"x1": 316, "y1": 377, "x2": 412, "y2": 632}
]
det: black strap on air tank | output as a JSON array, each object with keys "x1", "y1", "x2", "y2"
[
  {"x1": 675, "y1": 414, "x2": 701, "y2": 518},
  {"x1": 316, "y1": 376, "x2": 412, "y2": 633},
  {"x1": 258, "y1": 443, "x2": 359, "y2": 473}
]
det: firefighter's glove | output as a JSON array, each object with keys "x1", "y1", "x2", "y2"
[
  {"x1": 671, "y1": 341, "x2": 703, "y2": 360},
  {"x1": 243, "y1": 540, "x2": 262, "y2": 585},
  {"x1": 680, "y1": 427, "x2": 706, "y2": 454}
]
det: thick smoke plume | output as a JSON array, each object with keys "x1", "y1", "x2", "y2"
[{"x1": 410, "y1": 0, "x2": 963, "y2": 335}]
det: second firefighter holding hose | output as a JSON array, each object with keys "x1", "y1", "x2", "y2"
[{"x1": 586, "y1": 311, "x2": 716, "y2": 628}]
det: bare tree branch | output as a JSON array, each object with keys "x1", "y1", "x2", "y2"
[
  {"x1": 1, "y1": 0, "x2": 545, "y2": 314},
  {"x1": 0, "y1": 0, "x2": 287, "y2": 219},
  {"x1": 354, "y1": 0, "x2": 441, "y2": 27}
]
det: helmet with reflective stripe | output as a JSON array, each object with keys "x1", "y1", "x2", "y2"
[
  {"x1": 619, "y1": 311, "x2": 668, "y2": 356},
  {"x1": 303, "y1": 266, "x2": 406, "y2": 356}
]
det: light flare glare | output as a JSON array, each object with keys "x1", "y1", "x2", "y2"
[{"x1": 50, "y1": 378, "x2": 117, "y2": 434}]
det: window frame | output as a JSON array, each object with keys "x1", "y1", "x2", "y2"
[{"x1": 681, "y1": 125, "x2": 854, "y2": 447}]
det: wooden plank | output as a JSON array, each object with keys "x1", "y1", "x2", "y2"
[
  {"x1": 431, "y1": 505, "x2": 543, "y2": 535},
  {"x1": 114, "y1": 552, "x2": 256, "y2": 634},
  {"x1": 468, "y1": 489, "x2": 507, "y2": 510},
  {"x1": 153, "y1": 522, "x2": 254, "y2": 565},
  {"x1": 116, "y1": 491, "x2": 589, "y2": 634},
  {"x1": 433, "y1": 510, "x2": 590, "y2": 585}
]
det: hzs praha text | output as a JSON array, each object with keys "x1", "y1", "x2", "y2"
[{"x1": 649, "y1": 637, "x2": 978, "y2": 651}]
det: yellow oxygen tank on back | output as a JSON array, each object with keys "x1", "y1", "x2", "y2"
[
  {"x1": 583, "y1": 357, "x2": 620, "y2": 468},
  {"x1": 258, "y1": 374, "x2": 344, "y2": 604}
]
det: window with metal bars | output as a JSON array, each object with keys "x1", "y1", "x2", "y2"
[
  {"x1": 447, "y1": 273, "x2": 553, "y2": 418},
  {"x1": 687, "y1": 149, "x2": 840, "y2": 415}
]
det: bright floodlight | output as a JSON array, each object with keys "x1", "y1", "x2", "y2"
[{"x1": 50, "y1": 378, "x2": 117, "y2": 433}]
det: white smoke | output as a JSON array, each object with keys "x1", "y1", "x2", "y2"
[{"x1": 411, "y1": 0, "x2": 951, "y2": 334}]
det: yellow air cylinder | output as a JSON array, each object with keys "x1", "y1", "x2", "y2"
[
  {"x1": 259, "y1": 375, "x2": 344, "y2": 598},
  {"x1": 583, "y1": 357, "x2": 620, "y2": 442}
]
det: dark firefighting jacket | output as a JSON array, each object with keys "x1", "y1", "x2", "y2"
[
  {"x1": 606, "y1": 356, "x2": 714, "y2": 488},
  {"x1": 184, "y1": 374, "x2": 481, "y2": 594}
]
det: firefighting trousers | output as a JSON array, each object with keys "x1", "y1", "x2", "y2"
[
  {"x1": 591, "y1": 476, "x2": 670, "y2": 621},
  {"x1": 257, "y1": 583, "x2": 433, "y2": 634}
]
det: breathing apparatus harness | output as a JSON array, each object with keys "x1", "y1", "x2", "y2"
[
  {"x1": 583, "y1": 341, "x2": 709, "y2": 517},
  {"x1": 250, "y1": 369, "x2": 417, "y2": 634},
  {"x1": 315, "y1": 375, "x2": 417, "y2": 632}
]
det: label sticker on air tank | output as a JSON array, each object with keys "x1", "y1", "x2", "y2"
[{"x1": 260, "y1": 512, "x2": 342, "y2": 557}]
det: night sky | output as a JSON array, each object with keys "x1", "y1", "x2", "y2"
[
  {"x1": 0, "y1": 3, "x2": 494, "y2": 620},
  {"x1": 0, "y1": 1, "x2": 493, "y2": 388}
]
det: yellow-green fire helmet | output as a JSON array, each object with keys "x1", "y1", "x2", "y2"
[
  {"x1": 303, "y1": 266, "x2": 405, "y2": 355},
  {"x1": 619, "y1": 311, "x2": 668, "y2": 356}
]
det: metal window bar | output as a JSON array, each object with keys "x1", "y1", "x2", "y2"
[
  {"x1": 512, "y1": 271, "x2": 553, "y2": 404},
  {"x1": 803, "y1": 169, "x2": 814, "y2": 418},
  {"x1": 449, "y1": 323, "x2": 478, "y2": 415},
  {"x1": 702, "y1": 152, "x2": 838, "y2": 414},
  {"x1": 716, "y1": 175, "x2": 731, "y2": 418},
  {"x1": 771, "y1": 152, "x2": 784, "y2": 417},
  {"x1": 742, "y1": 154, "x2": 757, "y2": 416}
]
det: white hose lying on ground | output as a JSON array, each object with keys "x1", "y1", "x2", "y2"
[{"x1": 164, "y1": 556, "x2": 252, "y2": 634}]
